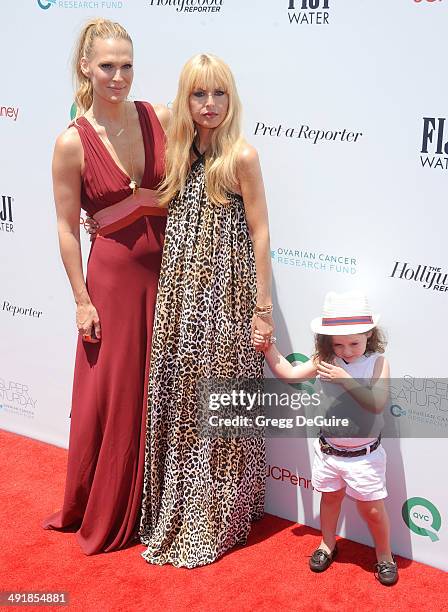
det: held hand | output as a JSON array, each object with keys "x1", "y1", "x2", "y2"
[
  {"x1": 251, "y1": 313, "x2": 274, "y2": 352},
  {"x1": 252, "y1": 329, "x2": 267, "y2": 351},
  {"x1": 316, "y1": 361, "x2": 351, "y2": 384},
  {"x1": 76, "y1": 302, "x2": 101, "y2": 343}
]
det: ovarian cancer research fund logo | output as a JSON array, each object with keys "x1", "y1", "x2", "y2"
[
  {"x1": 271, "y1": 247, "x2": 357, "y2": 276},
  {"x1": 402, "y1": 497, "x2": 442, "y2": 543},
  {"x1": 37, "y1": 0, "x2": 123, "y2": 9}
]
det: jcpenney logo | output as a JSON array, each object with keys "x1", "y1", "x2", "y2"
[
  {"x1": 266, "y1": 465, "x2": 313, "y2": 489},
  {"x1": 0, "y1": 105, "x2": 19, "y2": 122}
]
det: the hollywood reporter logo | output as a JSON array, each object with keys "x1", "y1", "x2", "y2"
[
  {"x1": 420, "y1": 117, "x2": 448, "y2": 170},
  {"x1": 148, "y1": 0, "x2": 223, "y2": 12},
  {"x1": 390, "y1": 261, "x2": 448, "y2": 293},
  {"x1": 288, "y1": 0, "x2": 330, "y2": 25}
]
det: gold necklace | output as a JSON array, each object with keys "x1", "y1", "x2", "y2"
[
  {"x1": 90, "y1": 103, "x2": 138, "y2": 195},
  {"x1": 90, "y1": 110, "x2": 125, "y2": 138},
  {"x1": 124, "y1": 102, "x2": 138, "y2": 195}
]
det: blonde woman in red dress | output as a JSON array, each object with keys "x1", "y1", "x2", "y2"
[{"x1": 42, "y1": 18, "x2": 170, "y2": 555}]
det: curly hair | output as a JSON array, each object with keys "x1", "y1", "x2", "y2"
[{"x1": 313, "y1": 327, "x2": 387, "y2": 364}]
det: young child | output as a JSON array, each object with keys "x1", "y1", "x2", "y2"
[{"x1": 254, "y1": 290, "x2": 398, "y2": 586}]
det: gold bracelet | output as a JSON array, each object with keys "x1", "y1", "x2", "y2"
[
  {"x1": 255, "y1": 311, "x2": 273, "y2": 319},
  {"x1": 254, "y1": 304, "x2": 273, "y2": 319},
  {"x1": 254, "y1": 304, "x2": 273, "y2": 313}
]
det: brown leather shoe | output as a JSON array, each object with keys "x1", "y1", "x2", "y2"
[
  {"x1": 309, "y1": 545, "x2": 338, "y2": 572},
  {"x1": 374, "y1": 558, "x2": 399, "y2": 586}
]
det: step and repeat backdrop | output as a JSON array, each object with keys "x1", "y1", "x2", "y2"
[{"x1": 1, "y1": 0, "x2": 446, "y2": 571}]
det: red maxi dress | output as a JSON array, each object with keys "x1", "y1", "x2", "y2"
[{"x1": 42, "y1": 101, "x2": 166, "y2": 555}]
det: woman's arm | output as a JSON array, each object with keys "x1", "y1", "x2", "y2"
[
  {"x1": 236, "y1": 144, "x2": 273, "y2": 348},
  {"x1": 53, "y1": 128, "x2": 100, "y2": 339},
  {"x1": 317, "y1": 356, "x2": 390, "y2": 414}
]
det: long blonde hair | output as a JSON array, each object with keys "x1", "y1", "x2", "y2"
[
  {"x1": 72, "y1": 18, "x2": 132, "y2": 118},
  {"x1": 159, "y1": 53, "x2": 243, "y2": 206}
]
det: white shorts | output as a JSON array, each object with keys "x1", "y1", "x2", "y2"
[{"x1": 311, "y1": 438, "x2": 387, "y2": 501}]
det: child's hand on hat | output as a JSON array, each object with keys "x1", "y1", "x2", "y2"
[{"x1": 317, "y1": 361, "x2": 351, "y2": 383}]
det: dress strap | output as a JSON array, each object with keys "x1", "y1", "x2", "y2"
[{"x1": 191, "y1": 140, "x2": 205, "y2": 164}]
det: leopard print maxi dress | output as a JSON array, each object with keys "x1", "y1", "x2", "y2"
[{"x1": 139, "y1": 155, "x2": 266, "y2": 568}]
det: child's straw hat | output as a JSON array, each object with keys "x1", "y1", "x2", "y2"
[{"x1": 310, "y1": 290, "x2": 380, "y2": 335}]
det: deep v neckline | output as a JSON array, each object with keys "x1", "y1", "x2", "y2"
[{"x1": 81, "y1": 101, "x2": 147, "y2": 188}]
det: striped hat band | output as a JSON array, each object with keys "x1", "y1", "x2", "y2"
[{"x1": 322, "y1": 316, "x2": 374, "y2": 327}]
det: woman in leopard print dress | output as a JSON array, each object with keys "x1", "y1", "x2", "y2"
[{"x1": 139, "y1": 54, "x2": 273, "y2": 568}]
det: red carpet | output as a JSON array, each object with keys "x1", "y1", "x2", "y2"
[{"x1": 1, "y1": 429, "x2": 446, "y2": 612}]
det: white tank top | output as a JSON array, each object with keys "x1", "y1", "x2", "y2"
[{"x1": 320, "y1": 352, "x2": 385, "y2": 448}]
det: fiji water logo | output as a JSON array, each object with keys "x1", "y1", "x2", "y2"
[
  {"x1": 402, "y1": 497, "x2": 442, "y2": 542},
  {"x1": 288, "y1": 0, "x2": 330, "y2": 25},
  {"x1": 1, "y1": 196, "x2": 14, "y2": 234},
  {"x1": 420, "y1": 117, "x2": 448, "y2": 170}
]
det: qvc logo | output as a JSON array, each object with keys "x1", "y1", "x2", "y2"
[{"x1": 402, "y1": 497, "x2": 441, "y2": 542}]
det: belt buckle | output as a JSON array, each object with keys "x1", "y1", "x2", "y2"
[{"x1": 319, "y1": 437, "x2": 333, "y2": 455}]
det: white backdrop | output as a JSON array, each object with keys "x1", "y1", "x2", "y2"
[{"x1": 1, "y1": 0, "x2": 446, "y2": 571}]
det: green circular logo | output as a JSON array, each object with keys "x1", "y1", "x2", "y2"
[
  {"x1": 402, "y1": 497, "x2": 441, "y2": 542},
  {"x1": 70, "y1": 103, "x2": 77, "y2": 121},
  {"x1": 285, "y1": 353, "x2": 315, "y2": 394}
]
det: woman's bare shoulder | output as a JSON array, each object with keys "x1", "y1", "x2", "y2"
[
  {"x1": 53, "y1": 125, "x2": 83, "y2": 170},
  {"x1": 236, "y1": 141, "x2": 261, "y2": 178}
]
